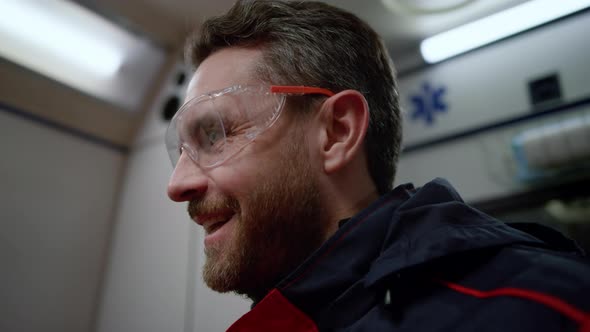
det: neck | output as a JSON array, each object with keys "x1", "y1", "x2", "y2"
[{"x1": 321, "y1": 179, "x2": 379, "y2": 240}]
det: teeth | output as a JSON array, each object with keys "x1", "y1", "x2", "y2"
[
  {"x1": 207, "y1": 220, "x2": 227, "y2": 234},
  {"x1": 199, "y1": 214, "x2": 233, "y2": 235}
]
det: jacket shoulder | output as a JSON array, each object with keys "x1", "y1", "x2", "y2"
[
  {"x1": 489, "y1": 244, "x2": 590, "y2": 307},
  {"x1": 429, "y1": 245, "x2": 590, "y2": 331},
  {"x1": 360, "y1": 245, "x2": 590, "y2": 332}
]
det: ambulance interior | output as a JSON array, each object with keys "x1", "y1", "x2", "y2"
[{"x1": 1, "y1": 1, "x2": 589, "y2": 331}]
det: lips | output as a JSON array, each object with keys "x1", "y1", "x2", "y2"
[
  {"x1": 200, "y1": 213, "x2": 236, "y2": 249},
  {"x1": 204, "y1": 218, "x2": 231, "y2": 235},
  {"x1": 193, "y1": 211, "x2": 234, "y2": 235}
]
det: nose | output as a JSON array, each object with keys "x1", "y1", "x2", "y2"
[{"x1": 167, "y1": 152, "x2": 208, "y2": 202}]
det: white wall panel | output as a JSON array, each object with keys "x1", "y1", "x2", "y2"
[
  {"x1": 0, "y1": 109, "x2": 125, "y2": 332},
  {"x1": 95, "y1": 141, "x2": 191, "y2": 332}
]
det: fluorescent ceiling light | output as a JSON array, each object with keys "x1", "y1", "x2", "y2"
[
  {"x1": 0, "y1": 0, "x2": 166, "y2": 111},
  {"x1": 0, "y1": 0, "x2": 128, "y2": 93},
  {"x1": 420, "y1": 0, "x2": 590, "y2": 63}
]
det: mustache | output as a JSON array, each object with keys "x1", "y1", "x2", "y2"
[{"x1": 188, "y1": 196, "x2": 239, "y2": 219}]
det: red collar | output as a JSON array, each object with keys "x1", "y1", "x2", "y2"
[{"x1": 227, "y1": 289, "x2": 318, "y2": 332}]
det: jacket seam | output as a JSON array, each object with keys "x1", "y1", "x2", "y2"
[{"x1": 437, "y1": 279, "x2": 590, "y2": 329}]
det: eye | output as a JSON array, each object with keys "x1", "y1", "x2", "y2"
[
  {"x1": 206, "y1": 128, "x2": 221, "y2": 144},
  {"x1": 197, "y1": 125, "x2": 224, "y2": 151},
  {"x1": 185, "y1": 112, "x2": 224, "y2": 150}
]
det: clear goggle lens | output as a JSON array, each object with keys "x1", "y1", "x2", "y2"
[
  {"x1": 165, "y1": 85, "x2": 286, "y2": 168},
  {"x1": 165, "y1": 85, "x2": 335, "y2": 168}
]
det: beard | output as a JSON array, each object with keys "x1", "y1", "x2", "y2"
[{"x1": 189, "y1": 134, "x2": 327, "y2": 301}]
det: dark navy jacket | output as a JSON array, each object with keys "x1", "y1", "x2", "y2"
[{"x1": 228, "y1": 179, "x2": 590, "y2": 331}]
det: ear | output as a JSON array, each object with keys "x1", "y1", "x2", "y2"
[{"x1": 318, "y1": 90, "x2": 369, "y2": 174}]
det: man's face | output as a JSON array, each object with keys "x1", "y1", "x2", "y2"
[{"x1": 167, "y1": 47, "x2": 328, "y2": 300}]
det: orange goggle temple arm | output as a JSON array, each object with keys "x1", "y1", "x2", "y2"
[{"x1": 270, "y1": 85, "x2": 335, "y2": 97}]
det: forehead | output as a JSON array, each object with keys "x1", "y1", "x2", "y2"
[{"x1": 185, "y1": 47, "x2": 264, "y2": 101}]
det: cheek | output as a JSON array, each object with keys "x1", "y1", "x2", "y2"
[
  {"x1": 208, "y1": 158, "x2": 266, "y2": 198},
  {"x1": 209, "y1": 118, "x2": 308, "y2": 200},
  {"x1": 213, "y1": 139, "x2": 288, "y2": 189}
]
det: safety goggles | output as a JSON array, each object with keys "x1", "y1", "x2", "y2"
[{"x1": 165, "y1": 85, "x2": 335, "y2": 168}]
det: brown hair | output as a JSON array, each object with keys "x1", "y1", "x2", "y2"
[{"x1": 186, "y1": 0, "x2": 402, "y2": 194}]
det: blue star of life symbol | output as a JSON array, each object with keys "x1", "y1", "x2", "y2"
[{"x1": 409, "y1": 82, "x2": 448, "y2": 126}]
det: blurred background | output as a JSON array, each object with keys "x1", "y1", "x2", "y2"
[{"x1": 1, "y1": 0, "x2": 589, "y2": 331}]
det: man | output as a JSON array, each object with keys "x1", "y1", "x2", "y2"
[{"x1": 166, "y1": 1, "x2": 590, "y2": 331}]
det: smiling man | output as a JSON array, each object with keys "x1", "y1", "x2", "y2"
[
  {"x1": 170, "y1": 48, "x2": 334, "y2": 300},
  {"x1": 166, "y1": 1, "x2": 590, "y2": 331}
]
